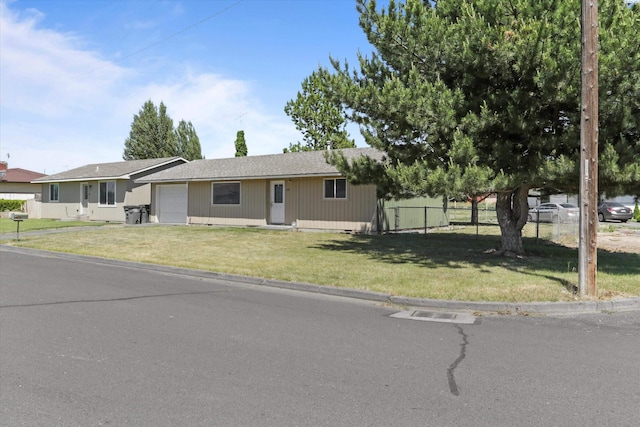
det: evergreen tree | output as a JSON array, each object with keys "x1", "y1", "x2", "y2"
[
  {"x1": 235, "y1": 130, "x2": 248, "y2": 157},
  {"x1": 315, "y1": 0, "x2": 639, "y2": 255},
  {"x1": 175, "y1": 120, "x2": 203, "y2": 160},
  {"x1": 284, "y1": 71, "x2": 356, "y2": 153},
  {"x1": 123, "y1": 100, "x2": 177, "y2": 160}
]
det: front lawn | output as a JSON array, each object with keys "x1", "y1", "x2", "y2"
[
  {"x1": 4, "y1": 225, "x2": 638, "y2": 302},
  {"x1": 0, "y1": 218, "x2": 107, "y2": 234}
]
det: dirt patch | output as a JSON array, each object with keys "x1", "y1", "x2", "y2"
[{"x1": 596, "y1": 229, "x2": 640, "y2": 254}]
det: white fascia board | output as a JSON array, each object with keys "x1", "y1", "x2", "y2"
[
  {"x1": 137, "y1": 172, "x2": 343, "y2": 184},
  {"x1": 32, "y1": 176, "x2": 129, "y2": 184},
  {"x1": 190, "y1": 172, "x2": 343, "y2": 182},
  {"x1": 130, "y1": 158, "x2": 188, "y2": 175}
]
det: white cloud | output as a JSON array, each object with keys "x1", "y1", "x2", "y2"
[
  {"x1": 0, "y1": 3, "x2": 126, "y2": 117},
  {"x1": 129, "y1": 71, "x2": 300, "y2": 159},
  {"x1": 0, "y1": 1, "x2": 301, "y2": 174}
]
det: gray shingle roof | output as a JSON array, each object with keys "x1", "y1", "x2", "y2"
[
  {"x1": 32, "y1": 157, "x2": 186, "y2": 183},
  {"x1": 136, "y1": 148, "x2": 385, "y2": 183}
]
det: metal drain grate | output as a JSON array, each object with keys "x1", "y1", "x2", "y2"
[
  {"x1": 412, "y1": 311, "x2": 457, "y2": 320},
  {"x1": 390, "y1": 310, "x2": 476, "y2": 324}
]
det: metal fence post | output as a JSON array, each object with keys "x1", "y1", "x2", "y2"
[
  {"x1": 424, "y1": 206, "x2": 427, "y2": 235},
  {"x1": 395, "y1": 206, "x2": 399, "y2": 232}
]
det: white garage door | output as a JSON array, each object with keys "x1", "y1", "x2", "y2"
[{"x1": 157, "y1": 184, "x2": 188, "y2": 224}]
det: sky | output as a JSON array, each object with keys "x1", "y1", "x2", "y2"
[{"x1": 0, "y1": 0, "x2": 373, "y2": 174}]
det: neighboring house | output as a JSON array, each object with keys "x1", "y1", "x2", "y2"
[
  {"x1": 137, "y1": 148, "x2": 391, "y2": 232},
  {"x1": 0, "y1": 162, "x2": 46, "y2": 200},
  {"x1": 31, "y1": 157, "x2": 187, "y2": 222}
]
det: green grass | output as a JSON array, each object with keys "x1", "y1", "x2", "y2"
[
  {"x1": 0, "y1": 218, "x2": 107, "y2": 234},
  {"x1": 3, "y1": 224, "x2": 638, "y2": 303}
]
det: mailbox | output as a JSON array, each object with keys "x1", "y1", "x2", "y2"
[
  {"x1": 10, "y1": 212, "x2": 28, "y2": 220},
  {"x1": 9, "y1": 212, "x2": 27, "y2": 241}
]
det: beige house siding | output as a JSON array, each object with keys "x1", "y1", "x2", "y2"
[
  {"x1": 39, "y1": 182, "x2": 83, "y2": 219},
  {"x1": 124, "y1": 182, "x2": 152, "y2": 206},
  {"x1": 283, "y1": 179, "x2": 298, "y2": 225},
  {"x1": 183, "y1": 177, "x2": 378, "y2": 232},
  {"x1": 294, "y1": 178, "x2": 378, "y2": 232},
  {"x1": 34, "y1": 157, "x2": 186, "y2": 222},
  {"x1": 187, "y1": 180, "x2": 268, "y2": 226},
  {"x1": 39, "y1": 180, "x2": 152, "y2": 222}
]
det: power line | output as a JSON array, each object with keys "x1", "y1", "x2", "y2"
[{"x1": 103, "y1": 0, "x2": 242, "y2": 68}]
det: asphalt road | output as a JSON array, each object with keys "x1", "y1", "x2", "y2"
[{"x1": 1, "y1": 247, "x2": 639, "y2": 426}]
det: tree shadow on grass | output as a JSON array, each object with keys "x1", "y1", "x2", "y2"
[
  {"x1": 525, "y1": 239, "x2": 640, "y2": 277},
  {"x1": 313, "y1": 232, "x2": 506, "y2": 270},
  {"x1": 315, "y1": 234, "x2": 499, "y2": 268},
  {"x1": 311, "y1": 231, "x2": 640, "y2": 279}
]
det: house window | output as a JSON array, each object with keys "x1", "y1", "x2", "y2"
[
  {"x1": 324, "y1": 178, "x2": 347, "y2": 199},
  {"x1": 49, "y1": 183, "x2": 59, "y2": 202},
  {"x1": 99, "y1": 181, "x2": 116, "y2": 206},
  {"x1": 212, "y1": 182, "x2": 240, "y2": 205}
]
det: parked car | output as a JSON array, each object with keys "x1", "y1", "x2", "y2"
[
  {"x1": 597, "y1": 201, "x2": 633, "y2": 223},
  {"x1": 528, "y1": 203, "x2": 580, "y2": 223}
]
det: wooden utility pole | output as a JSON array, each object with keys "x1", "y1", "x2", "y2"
[{"x1": 578, "y1": 0, "x2": 599, "y2": 296}]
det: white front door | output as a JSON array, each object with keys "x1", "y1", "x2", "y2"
[
  {"x1": 80, "y1": 183, "x2": 89, "y2": 214},
  {"x1": 270, "y1": 181, "x2": 285, "y2": 224}
]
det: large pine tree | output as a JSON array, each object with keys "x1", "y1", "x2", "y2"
[
  {"x1": 315, "y1": 0, "x2": 639, "y2": 255},
  {"x1": 175, "y1": 120, "x2": 203, "y2": 161},
  {"x1": 123, "y1": 100, "x2": 203, "y2": 161},
  {"x1": 284, "y1": 71, "x2": 356, "y2": 153},
  {"x1": 123, "y1": 100, "x2": 177, "y2": 160}
]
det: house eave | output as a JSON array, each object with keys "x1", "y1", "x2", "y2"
[
  {"x1": 30, "y1": 157, "x2": 187, "y2": 185},
  {"x1": 130, "y1": 157, "x2": 187, "y2": 175},
  {"x1": 137, "y1": 172, "x2": 344, "y2": 184},
  {"x1": 32, "y1": 176, "x2": 131, "y2": 184}
]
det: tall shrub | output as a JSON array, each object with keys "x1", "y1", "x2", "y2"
[{"x1": 0, "y1": 199, "x2": 25, "y2": 212}]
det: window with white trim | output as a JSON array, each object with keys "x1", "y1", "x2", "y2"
[
  {"x1": 49, "y1": 183, "x2": 59, "y2": 202},
  {"x1": 324, "y1": 178, "x2": 347, "y2": 199},
  {"x1": 99, "y1": 181, "x2": 116, "y2": 206},
  {"x1": 212, "y1": 182, "x2": 240, "y2": 205}
]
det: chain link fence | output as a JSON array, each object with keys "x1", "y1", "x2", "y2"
[
  {"x1": 522, "y1": 210, "x2": 579, "y2": 244},
  {"x1": 378, "y1": 205, "x2": 579, "y2": 244},
  {"x1": 378, "y1": 206, "x2": 449, "y2": 233}
]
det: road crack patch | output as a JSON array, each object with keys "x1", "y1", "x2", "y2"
[
  {"x1": 447, "y1": 324, "x2": 468, "y2": 396},
  {"x1": 0, "y1": 290, "x2": 230, "y2": 309}
]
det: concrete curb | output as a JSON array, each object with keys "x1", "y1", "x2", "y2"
[{"x1": 2, "y1": 245, "x2": 639, "y2": 315}]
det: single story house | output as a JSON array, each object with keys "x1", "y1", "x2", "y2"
[
  {"x1": 0, "y1": 162, "x2": 46, "y2": 200},
  {"x1": 32, "y1": 157, "x2": 187, "y2": 222},
  {"x1": 137, "y1": 148, "x2": 390, "y2": 232}
]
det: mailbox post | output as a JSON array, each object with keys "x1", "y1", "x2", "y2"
[{"x1": 9, "y1": 212, "x2": 28, "y2": 241}]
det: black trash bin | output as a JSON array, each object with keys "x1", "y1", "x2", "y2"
[
  {"x1": 139, "y1": 204, "x2": 150, "y2": 223},
  {"x1": 124, "y1": 205, "x2": 141, "y2": 224}
]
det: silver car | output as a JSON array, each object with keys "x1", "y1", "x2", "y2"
[
  {"x1": 528, "y1": 203, "x2": 580, "y2": 223},
  {"x1": 597, "y1": 201, "x2": 633, "y2": 222}
]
